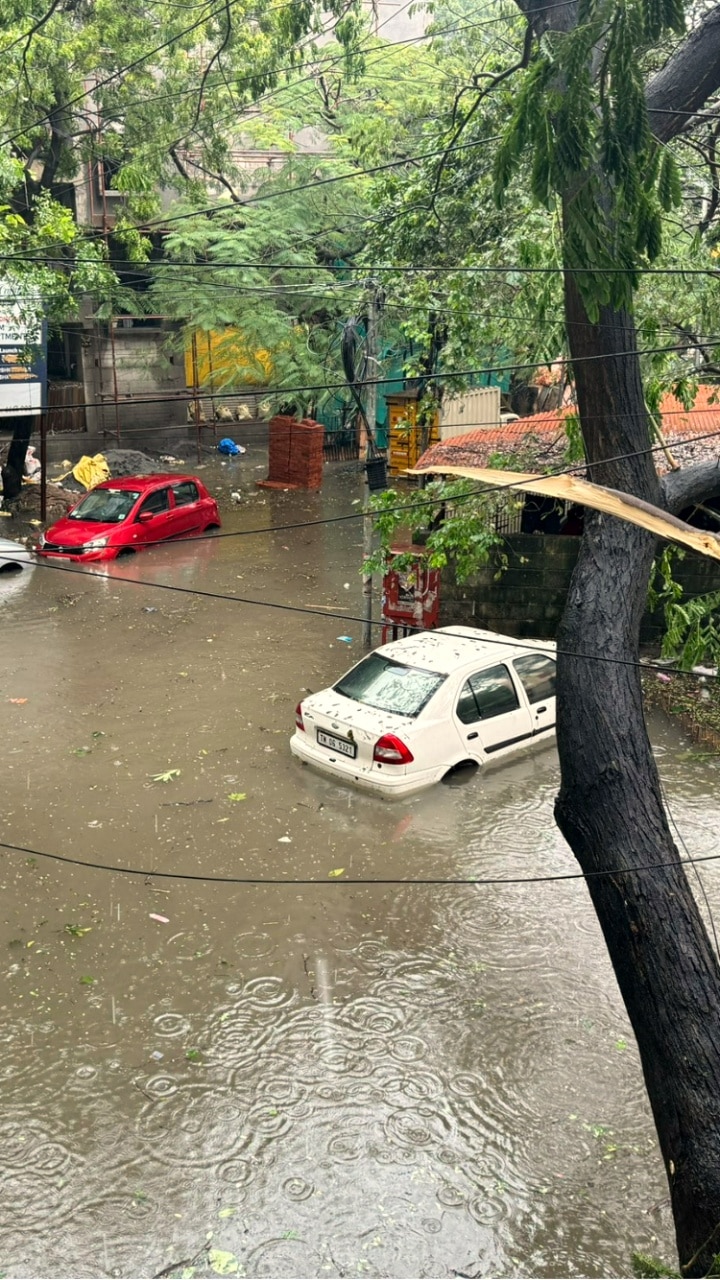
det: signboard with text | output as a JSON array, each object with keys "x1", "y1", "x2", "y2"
[{"x1": 0, "y1": 293, "x2": 47, "y2": 418}]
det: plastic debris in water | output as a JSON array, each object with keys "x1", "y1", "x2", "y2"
[
  {"x1": 337, "y1": 635, "x2": 353, "y2": 644},
  {"x1": 149, "y1": 913, "x2": 170, "y2": 924}
]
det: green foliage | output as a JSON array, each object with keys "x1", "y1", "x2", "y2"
[
  {"x1": 365, "y1": 479, "x2": 511, "y2": 583},
  {"x1": 563, "y1": 413, "x2": 586, "y2": 464},
  {"x1": 661, "y1": 589, "x2": 720, "y2": 670},
  {"x1": 0, "y1": 0, "x2": 365, "y2": 322},
  {"x1": 646, "y1": 545, "x2": 684, "y2": 613},
  {"x1": 648, "y1": 547, "x2": 720, "y2": 670},
  {"x1": 631, "y1": 1251, "x2": 679, "y2": 1278},
  {"x1": 492, "y1": 0, "x2": 688, "y2": 316},
  {"x1": 150, "y1": 170, "x2": 365, "y2": 410}
]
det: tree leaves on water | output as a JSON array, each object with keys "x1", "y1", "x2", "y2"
[
  {"x1": 207, "y1": 1249, "x2": 239, "y2": 1276},
  {"x1": 150, "y1": 769, "x2": 181, "y2": 783}
]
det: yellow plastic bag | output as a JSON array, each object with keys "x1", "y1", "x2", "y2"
[{"x1": 70, "y1": 454, "x2": 111, "y2": 490}]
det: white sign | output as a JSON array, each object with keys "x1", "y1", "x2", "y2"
[{"x1": 0, "y1": 291, "x2": 46, "y2": 417}]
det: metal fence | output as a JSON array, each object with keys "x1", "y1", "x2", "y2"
[{"x1": 321, "y1": 411, "x2": 360, "y2": 461}]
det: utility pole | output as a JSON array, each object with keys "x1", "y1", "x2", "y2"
[{"x1": 362, "y1": 286, "x2": 379, "y2": 649}]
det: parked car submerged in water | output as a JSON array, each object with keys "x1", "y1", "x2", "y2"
[
  {"x1": 291, "y1": 626, "x2": 557, "y2": 799},
  {"x1": 35, "y1": 474, "x2": 221, "y2": 562}
]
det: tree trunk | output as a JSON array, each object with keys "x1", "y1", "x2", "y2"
[
  {"x1": 556, "y1": 267, "x2": 720, "y2": 1275},
  {"x1": 2, "y1": 416, "x2": 33, "y2": 500}
]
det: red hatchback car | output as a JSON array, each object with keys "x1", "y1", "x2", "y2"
[{"x1": 36, "y1": 474, "x2": 221, "y2": 562}]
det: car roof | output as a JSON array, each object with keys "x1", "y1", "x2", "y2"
[
  {"x1": 93, "y1": 474, "x2": 200, "y2": 491},
  {"x1": 374, "y1": 626, "x2": 556, "y2": 673}
]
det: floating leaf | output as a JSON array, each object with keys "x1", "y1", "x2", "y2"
[
  {"x1": 615, "y1": 1038, "x2": 628, "y2": 1052},
  {"x1": 150, "y1": 769, "x2": 181, "y2": 784},
  {"x1": 185, "y1": 1049, "x2": 202, "y2": 1063},
  {"x1": 65, "y1": 924, "x2": 92, "y2": 937},
  {"x1": 208, "y1": 1249, "x2": 239, "y2": 1276},
  {"x1": 217, "y1": 1206, "x2": 237, "y2": 1219},
  {"x1": 328, "y1": 868, "x2": 345, "y2": 878},
  {"x1": 79, "y1": 975, "x2": 95, "y2": 986},
  {"x1": 227, "y1": 793, "x2": 247, "y2": 802}
]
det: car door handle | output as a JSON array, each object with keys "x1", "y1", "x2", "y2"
[
  {"x1": 535, "y1": 706, "x2": 547, "y2": 714},
  {"x1": 467, "y1": 731, "x2": 479, "y2": 740}
]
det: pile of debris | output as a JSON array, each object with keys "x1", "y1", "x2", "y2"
[{"x1": 56, "y1": 449, "x2": 161, "y2": 491}]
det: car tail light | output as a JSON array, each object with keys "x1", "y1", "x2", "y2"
[
  {"x1": 373, "y1": 734, "x2": 414, "y2": 764},
  {"x1": 295, "y1": 702, "x2": 305, "y2": 731}
]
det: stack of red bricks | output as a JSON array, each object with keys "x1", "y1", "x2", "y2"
[{"x1": 256, "y1": 414, "x2": 324, "y2": 491}]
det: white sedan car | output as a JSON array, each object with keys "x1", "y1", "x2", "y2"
[
  {"x1": 0, "y1": 536, "x2": 32, "y2": 571},
  {"x1": 0, "y1": 537, "x2": 34, "y2": 605},
  {"x1": 290, "y1": 626, "x2": 557, "y2": 799}
]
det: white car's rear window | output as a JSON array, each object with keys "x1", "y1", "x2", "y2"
[{"x1": 334, "y1": 654, "x2": 446, "y2": 717}]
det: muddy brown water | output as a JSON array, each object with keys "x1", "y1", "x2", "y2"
[{"x1": 1, "y1": 454, "x2": 718, "y2": 1278}]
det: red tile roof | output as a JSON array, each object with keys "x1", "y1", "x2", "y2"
[{"x1": 415, "y1": 388, "x2": 720, "y2": 473}]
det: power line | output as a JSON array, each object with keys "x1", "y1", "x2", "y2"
[
  {"x1": 659, "y1": 772, "x2": 720, "y2": 957},
  {"x1": 7, "y1": 238, "x2": 720, "y2": 278},
  {"x1": 125, "y1": 134, "x2": 505, "y2": 231},
  {"x1": 25, "y1": 555, "x2": 720, "y2": 682},
  {"x1": 5, "y1": 339, "x2": 720, "y2": 415},
  {"x1": 1, "y1": 834, "x2": 718, "y2": 887},
  {"x1": 20, "y1": 252, "x2": 720, "y2": 282}
]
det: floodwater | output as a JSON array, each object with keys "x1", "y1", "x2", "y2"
[{"x1": 1, "y1": 452, "x2": 719, "y2": 1279}]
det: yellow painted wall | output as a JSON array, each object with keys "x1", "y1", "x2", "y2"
[{"x1": 184, "y1": 330, "x2": 272, "y2": 388}]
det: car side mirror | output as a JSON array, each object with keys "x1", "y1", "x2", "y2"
[{"x1": 137, "y1": 510, "x2": 154, "y2": 523}]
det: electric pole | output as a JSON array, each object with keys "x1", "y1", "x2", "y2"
[{"x1": 362, "y1": 285, "x2": 380, "y2": 649}]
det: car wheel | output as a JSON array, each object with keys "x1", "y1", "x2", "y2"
[
  {"x1": 442, "y1": 760, "x2": 479, "y2": 786},
  {"x1": 116, "y1": 547, "x2": 136, "y2": 558}
]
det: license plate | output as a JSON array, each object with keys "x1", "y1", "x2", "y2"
[{"x1": 317, "y1": 729, "x2": 357, "y2": 758}]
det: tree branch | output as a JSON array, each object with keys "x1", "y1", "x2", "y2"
[
  {"x1": 173, "y1": 149, "x2": 243, "y2": 203},
  {"x1": 647, "y1": 6, "x2": 720, "y2": 142},
  {"x1": 187, "y1": 0, "x2": 233, "y2": 137},
  {"x1": 662, "y1": 461, "x2": 720, "y2": 514},
  {"x1": 430, "y1": 20, "x2": 534, "y2": 218}
]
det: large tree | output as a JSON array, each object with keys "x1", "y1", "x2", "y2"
[
  {"x1": 0, "y1": 0, "x2": 364, "y2": 488},
  {"x1": 483, "y1": 2, "x2": 720, "y2": 1271},
  {"x1": 364, "y1": 0, "x2": 720, "y2": 1267}
]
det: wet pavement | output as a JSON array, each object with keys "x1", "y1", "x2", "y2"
[{"x1": 1, "y1": 451, "x2": 719, "y2": 1278}]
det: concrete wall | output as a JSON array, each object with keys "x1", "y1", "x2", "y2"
[
  {"x1": 440, "y1": 533, "x2": 720, "y2": 642},
  {"x1": 84, "y1": 325, "x2": 187, "y2": 440}
]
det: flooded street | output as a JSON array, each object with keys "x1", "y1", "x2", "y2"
[{"x1": 1, "y1": 453, "x2": 718, "y2": 1278}]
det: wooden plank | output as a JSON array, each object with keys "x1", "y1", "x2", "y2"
[{"x1": 409, "y1": 464, "x2": 720, "y2": 563}]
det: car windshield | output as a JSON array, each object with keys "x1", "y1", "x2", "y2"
[
  {"x1": 334, "y1": 654, "x2": 446, "y2": 717},
  {"x1": 68, "y1": 490, "x2": 140, "y2": 522}
]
